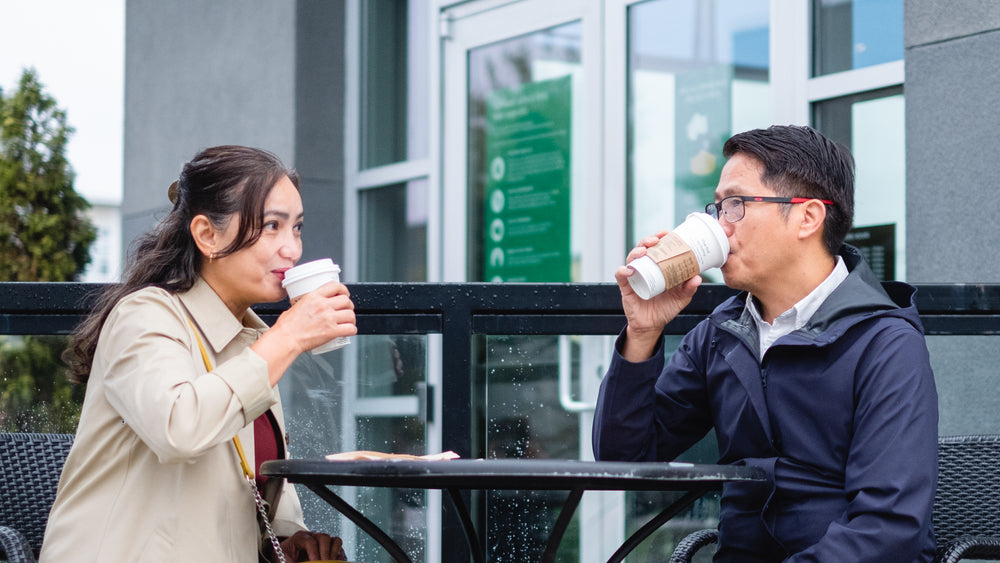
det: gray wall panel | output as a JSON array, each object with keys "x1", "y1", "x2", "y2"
[
  {"x1": 295, "y1": 0, "x2": 346, "y2": 268},
  {"x1": 123, "y1": 0, "x2": 297, "y2": 251},
  {"x1": 905, "y1": 31, "x2": 1000, "y2": 282},
  {"x1": 906, "y1": 0, "x2": 1000, "y2": 47}
]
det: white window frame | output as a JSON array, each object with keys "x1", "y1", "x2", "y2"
[{"x1": 343, "y1": 2, "x2": 444, "y2": 561}]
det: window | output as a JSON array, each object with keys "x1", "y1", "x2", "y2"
[
  {"x1": 813, "y1": 88, "x2": 905, "y2": 279},
  {"x1": 359, "y1": 180, "x2": 428, "y2": 282},
  {"x1": 813, "y1": 0, "x2": 903, "y2": 76},
  {"x1": 359, "y1": 0, "x2": 429, "y2": 168},
  {"x1": 465, "y1": 22, "x2": 583, "y2": 282},
  {"x1": 627, "y1": 0, "x2": 770, "y2": 277},
  {"x1": 810, "y1": 0, "x2": 905, "y2": 279}
]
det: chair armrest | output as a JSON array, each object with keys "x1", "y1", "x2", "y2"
[
  {"x1": 0, "y1": 526, "x2": 37, "y2": 563},
  {"x1": 668, "y1": 528, "x2": 718, "y2": 563},
  {"x1": 935, "y1": 534, "x2": 1000, "y2": 563}
]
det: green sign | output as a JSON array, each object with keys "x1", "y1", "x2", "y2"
[
  {"x1": 483, "y1": 76, "x2": 572, "y2": 282},
  {"x1": 674, "y1": 65, "x2": 732, "y2": 225}
]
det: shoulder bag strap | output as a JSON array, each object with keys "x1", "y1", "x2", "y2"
[{"x1": 184, "y1": 317, "x2": 287, "y2": 563}]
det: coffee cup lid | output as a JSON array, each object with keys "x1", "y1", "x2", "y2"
[
  {"x1": 282, "y1": 258, "x2": 339, "y2": 287},
  {"x1": 677, "y1": 212, "x2": 729, "y2": 270}
]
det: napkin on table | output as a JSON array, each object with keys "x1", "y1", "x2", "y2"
[{"x1": 325, "y1": 450, "x2": 459, "y2": 461}]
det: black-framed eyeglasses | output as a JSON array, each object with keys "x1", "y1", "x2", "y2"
[{"x1": 705, "y1": 195, "x2": 835, "y2": 223}]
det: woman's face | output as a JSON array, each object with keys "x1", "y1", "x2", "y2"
[{"x1": 206, "y1": 176, "x2": 303, "y2": 316}]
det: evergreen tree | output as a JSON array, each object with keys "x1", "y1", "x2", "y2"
[
  {"x1": 0, "y1": 68, "x2": 93, "y2": 432},
  {"x1": 0, "y1": 67, "x2": 96, "y2": 281}
]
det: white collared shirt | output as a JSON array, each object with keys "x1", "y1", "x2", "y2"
[{"x1": 747, "y1": 255, "x2": 848, "y2": 358}]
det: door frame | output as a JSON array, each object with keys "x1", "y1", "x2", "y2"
[{"x1": 437, "y1": 1, "x2": 624, "y2": 559}]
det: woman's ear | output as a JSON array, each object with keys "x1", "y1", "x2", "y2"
[{"x1": 189, "y1": 215, "x2": 217, "y2": 258}]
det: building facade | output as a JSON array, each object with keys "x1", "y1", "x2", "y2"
[
  {"x1": 80, "y1": 201, "x2": 122, "y2": 283},
  {"x1": 123, "y1": 1, "x2": 1000, "y2": 560}
]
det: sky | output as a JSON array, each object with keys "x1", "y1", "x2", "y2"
[{"x1": 0, "y1": 0, "x2": 125, "y2": 204}]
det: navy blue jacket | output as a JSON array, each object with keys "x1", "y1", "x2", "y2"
[{"x1": 593, "y1": 246, "x2": 938, "y2": 562}]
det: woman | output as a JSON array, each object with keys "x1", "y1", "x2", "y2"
[{"x1": 40, "y1": 146, "x2": 355, "y2": 562}]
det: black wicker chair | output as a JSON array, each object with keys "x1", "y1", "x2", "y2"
[
  {"x1": 668, "y1": 434, "x2": 1000, "y2": 563},
  {"x1": 0, "y1": 433, "x2": 74, "y2": 563},
  {"x1": 932, "y1": 434, "x2": 1000, "y2": 562},
  {"x1": 667, "y1": 528, "x2": 717, "y2": 563}
]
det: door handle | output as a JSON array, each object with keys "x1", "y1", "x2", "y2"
[{"x1": 558, "y1": 336, "x2": 595, "y2": 412}]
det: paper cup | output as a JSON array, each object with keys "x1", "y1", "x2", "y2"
[
  {"x1": 627, "y1": 255, "x2": 668, "y2": 300},
  {"x1": 627, "y1": 212, "x2": 729, "y2": 300},
  {"x1": 671, "y1": 212, "x2": 729, "y2": 271},
  {"x1": 282, "y1": 258, "x2": 351, "y2": 354}
]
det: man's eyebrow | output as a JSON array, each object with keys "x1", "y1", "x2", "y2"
[{"x1": 715, "y1": 186, "x2": 740, "y2": 198}]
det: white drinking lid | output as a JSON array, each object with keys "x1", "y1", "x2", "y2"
[
  {"x1": 688, "y1": 212, "x2": 730, "y2": 259},
  {"x1": 282, "y1": 258, "x2": 338, "y2": 287}
]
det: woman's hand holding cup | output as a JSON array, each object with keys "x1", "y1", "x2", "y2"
[
  {"x1": 251, "y1": 259, "x2": 357, "y2": 386},
  {"x1": 282, "y1": 279, "x2": 357, "y2": 354},
  {"x1": 281, "y1": 259, "x2": 356, "y2": 354}
]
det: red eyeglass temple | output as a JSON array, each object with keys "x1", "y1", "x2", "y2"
[
  {"x1": 789, "y1": 197, "x2": 834, "y2": 204},
  {"x1": 747, "y1": 197, "x2": 835, "y2": 205}
]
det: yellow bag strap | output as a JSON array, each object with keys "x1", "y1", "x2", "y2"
[{"x1": 184, "y1": 317, "x2": 255, "y2": 480}]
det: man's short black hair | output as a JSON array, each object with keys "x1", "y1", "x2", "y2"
[{"x1": 723, "y1": 125, "x2": 855, "y2": 255}]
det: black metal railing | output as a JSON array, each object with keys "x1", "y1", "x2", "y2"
[
  {"x1": 4, "y1": 281, "x2": 999, "y2": 455},
  {"x1": 3, "y1": 281, "x2": 1000, "y2": 561}
]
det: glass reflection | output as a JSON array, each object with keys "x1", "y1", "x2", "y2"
[
  {"x1": 628, "y1": 0, "x2": 770, "y2": 264},
  {"x1": 813, "y1": 88, "x2": 905, "y2": 279},
  {"x1": 280, "y1": 335, "x2": 428, "y2": 563},
  {"x1": 360, "y1": 0, "x2": 407, "y2": 168},
  {"x1": 813, "y1": 0, "x2": 903, "y2": 76},
  {"x1": 483, "y1": 334, "x2": 581, "y2": 561},
  {"x1": 353, "y1": 416, "x2": 428, "y2": 563},
  {"x1": 359, "y1": 0, "x2": 430, "y2": 167},
  {"x1": 467, "y1": 22, "x2": 583, "y2": 282},
  {"x1": 360, "y1": 180, "x2": 428, "y2": 283},
  {"x1": 0, "y1": 335, "x2": 82, "y2": 433},
  {"x1": 357, "y1": 335, "x2": 426, "y2": 398}
]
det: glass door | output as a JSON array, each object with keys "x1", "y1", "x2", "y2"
[
  {"x1": 441, "y1": 0, "x2": 773, "y2": 560},
  {"x1": 441, "y1": 0, "x2": 607, "y2": 284},
  {"x1": 441, "y1": 1, "x2": 619, "y2": 560}
]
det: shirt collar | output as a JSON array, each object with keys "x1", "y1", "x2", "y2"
[
  {"x1": 746, "y1": 255, "x2": 849, "y2": 333},
  {"x1": 177, "y1": 277, "x2": 268, "y2": 353}
]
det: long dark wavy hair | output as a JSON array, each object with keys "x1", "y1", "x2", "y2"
[{"x1": 64, "y1": 146, "x2": 299, "y2": 383}]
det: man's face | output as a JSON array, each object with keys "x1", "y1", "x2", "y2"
[{"x1": 714, "y1": 153, "x2": 798, "y2": 294}]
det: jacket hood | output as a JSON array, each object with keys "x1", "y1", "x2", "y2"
[
  {"x1": 714, "y1": 244, "x2": 925, "y2": 345},
  {"x1": 811, "y1": 244, "x2": 923, "y2": 335}
]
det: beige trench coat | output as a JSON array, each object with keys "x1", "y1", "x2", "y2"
[{"x1": 40, "y1": 278, "x2": 307, "y2": 562}]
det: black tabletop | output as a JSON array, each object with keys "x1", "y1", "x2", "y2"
[{"x1": 261, "y1": 458, "x2": 765, "y2": 491}]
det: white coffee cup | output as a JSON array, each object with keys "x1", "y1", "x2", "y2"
[
  {"x1": 627, "y1": 212, "x2": 729, "y2": 300},
  {"x1": 281, "y1": 258, "x2": 351, "y2": 354}
]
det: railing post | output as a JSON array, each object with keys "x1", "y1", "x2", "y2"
[{"x1": 440, "y1": 288, "x2": 476, "y2": 562}]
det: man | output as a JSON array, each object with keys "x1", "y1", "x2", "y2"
[{"x1": 593, "y1": 125, "x2": 937, "y2": 562}]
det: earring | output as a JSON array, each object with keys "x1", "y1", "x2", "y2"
[{"x1": 209, "y1": 252, "x2": 216, "y2": 264}]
